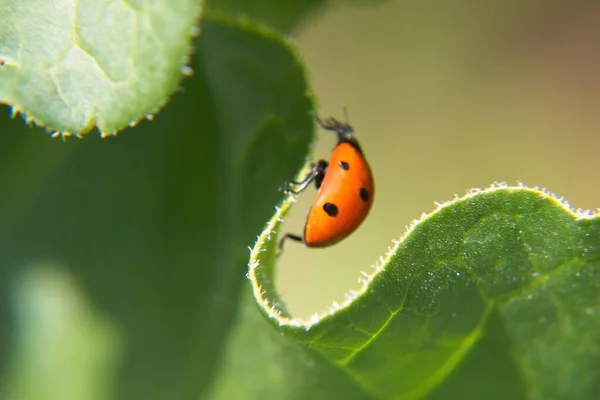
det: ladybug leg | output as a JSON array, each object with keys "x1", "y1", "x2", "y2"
[
  {"x1": 313, "y1": 160, "x2": 328, "y2": 190},
  {"x1": 281, "y1": 160, "x2": 328, "y2": 194},
  {"x1": 277, "y1": 233, "x2": 303, "y2": 257},
  {"x1": 281, "y1": 169, "x2": 314, "y2": 194},
  {"x1": 277, "y1": 161, "x2": 328, "y2": 255}
]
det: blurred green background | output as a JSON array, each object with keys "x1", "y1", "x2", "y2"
[{"x1": 278, "y1": 0, "x2": 600, "y2": 318}]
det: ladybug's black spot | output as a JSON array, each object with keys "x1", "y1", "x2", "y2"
[
  {"x1": 359, "y1": 188, "x2": 370, "y2": 202},
  {"x1": 323, "y1": 203, "x2": 339, "y2": 217},
  {"x1": 340, "y1": 161, "x2": 350, "y2": 170}
]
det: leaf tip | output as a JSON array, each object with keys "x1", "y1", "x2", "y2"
[
  {"x1": 99, "y1": 130, "x2": 118, "y2": 139},
  {"x1": 48, "y1": 130, "x2": 78, "y2": 140},
  {"x1": 181, "y1": 65, "x2": 194, "y2": 77},
  {"x1": 190, "y1": 25, "x2": 201, "y2": 37},
  {"x1": 8, "y1": 106, "x2": 16, "y2": 118}
]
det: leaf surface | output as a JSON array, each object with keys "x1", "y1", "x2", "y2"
[
  {"x1": 0, "y1": 13, "x2": 314, "y2": 400},
  {"x1": 0, "y1": 0, "x2": 199, "y2": 136},
  {"x1": 244, "y1": 185, "x2": 600, "y2": 399}
]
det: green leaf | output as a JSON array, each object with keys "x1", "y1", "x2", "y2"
[
  {"x1": 0, "y1": 13, "x2": 314, "y2": 400},
  {"x1": 0, "y1": 0, "x2": 200, "y2": 136},
  {"x1": 246, "y1": 184, "x2": 600, "y2": 399},
  {"x1": 207, "y1": 286, "x2": 373, "y2": 400}
]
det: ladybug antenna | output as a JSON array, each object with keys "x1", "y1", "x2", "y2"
[
  {"x1": 316, "y1": 112, "x2": 354, "y2": 141},
  {"x1": 343, "y1": 106, "x2": 349, "y2": 125}
]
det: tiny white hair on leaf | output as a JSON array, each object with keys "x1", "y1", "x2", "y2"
[{"x1": 247, "y1": 181, "x2": 598, "y2": 330}]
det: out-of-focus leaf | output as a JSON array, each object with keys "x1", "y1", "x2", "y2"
[
  {"x1": 0, "y1": 13, "x2": 314, "y2": 400},
  {"x1": 207, "y1": 285, "x2": 373, "y2": 400},
  {"x1": 0, "y1": 264, "x2": 121, "y2": 400}
]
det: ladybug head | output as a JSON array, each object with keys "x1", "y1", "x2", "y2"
[{"x1": 315, "y1": 116, "x2": 363, "y2": 153}]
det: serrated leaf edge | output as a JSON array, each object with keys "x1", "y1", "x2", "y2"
[
  {"x1": 0, "y1": 4, "x2": 203, "y2": 139},
  {"x1": 248, "y1": 179, "x2": 599, "y2": 330}
]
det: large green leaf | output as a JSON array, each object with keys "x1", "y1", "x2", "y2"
[
  {"x1": 242, "y1": 184, "x2": 600, "y2": 399},
  {"x1": 0, "y1": 0, "x2": 200, "y2": 136},
  {"x1": 0, "y1": 13, "x2": 313, "y2": 400}
]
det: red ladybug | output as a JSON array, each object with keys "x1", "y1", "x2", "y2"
[{"x1": 279, "y1": 116, "x2": 374, "y2": 251}]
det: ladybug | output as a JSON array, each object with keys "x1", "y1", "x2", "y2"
[{"x1": 279, "y1": 116, "x2": 374, "y2": 252}]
